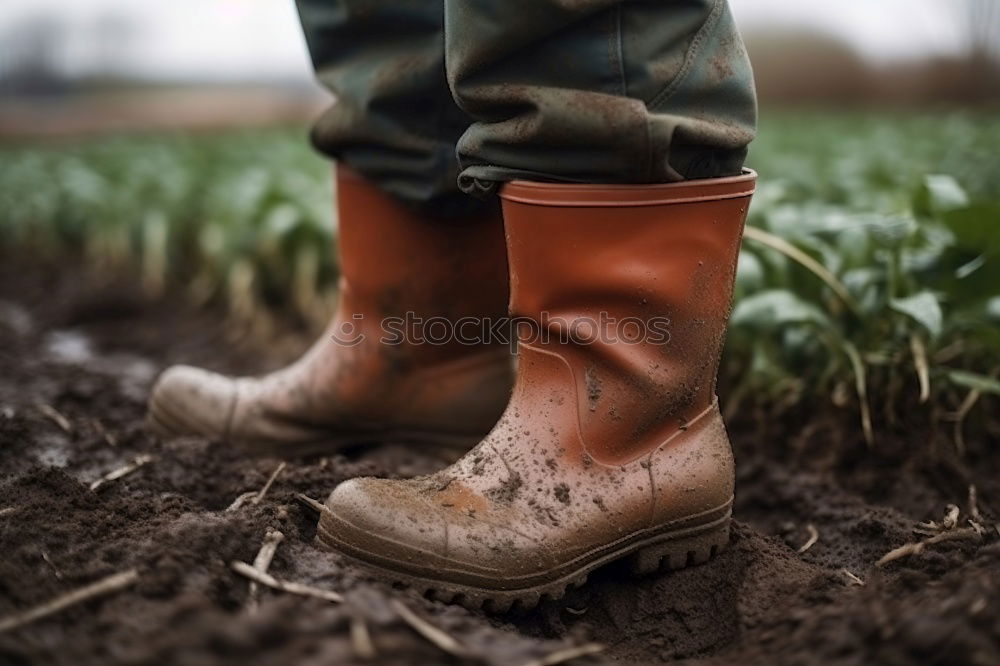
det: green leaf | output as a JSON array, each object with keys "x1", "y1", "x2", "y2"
[
  {"x1": 890, "y1": 291, "x2": 943, "y2": 337},
  {"x1": 868, "y1": 215, "x2": 918, "y2": 249},
  {"x1": 841, "y1": 340, "x2": 874, "y2": 446},
  {"x1": 986, "y1": 296, "x2": 1000, "y2": 320},
  {"x1": 955, "y1": 254, "x2": 986, "y2": 279},
  {"x1": 735, "y1": 250, "x2": 765, "y2": 293},
  {"x1": 947, "y1": 370, "x2": 1000, "y2": 396},
  {"x1": 264, "y1": 203, "x2": 300, "y2": 237},
  {"x1": 730, "y1": 289, "x2": 832, "y2": 329},
  {"x1": 918, "y1": 174, "x2": 969, "y2": 214}
]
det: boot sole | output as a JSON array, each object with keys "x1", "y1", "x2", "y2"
[
  {"x1": 147, "y1": 399, "x2": 478, "y2": 461},
  {"x1": 315, "y1": 501, "x2": 731, "y2": 613}
]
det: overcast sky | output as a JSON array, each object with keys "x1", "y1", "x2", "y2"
[{"x1": 0, "y1": 0, "x2": 972, "y2": 81}]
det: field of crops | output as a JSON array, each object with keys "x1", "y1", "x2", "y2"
[{"x1": 1, "y1": 111, "x2": 998, "y2": 440}]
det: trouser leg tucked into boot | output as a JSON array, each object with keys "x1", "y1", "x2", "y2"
[
  {"x1": 147, "y1": 166, "x2": 513, "y2": 457},
  {"x1": 317, "y1": 170, "x2": 756, "y2": 610}
]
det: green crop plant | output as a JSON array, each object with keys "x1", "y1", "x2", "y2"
[
  {"x1": 0, "y1": 129, "x2": 336, "y2": 328},
  {"x1": 728, "y1": 110, "x2": 1000, "y2": 447}
]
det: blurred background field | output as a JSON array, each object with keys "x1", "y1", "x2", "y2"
[{"x1": 1, "y1": 0, "x2": 998, "y2": 444}]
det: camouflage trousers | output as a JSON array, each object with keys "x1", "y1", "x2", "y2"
[{"x1": 296, "y1": 0, "x2": 756, "y2": 214}]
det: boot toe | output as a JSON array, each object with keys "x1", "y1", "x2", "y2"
[
  {"x1": 320, "y1": 477, "x2": 548, "y2": 586},
  {"x1": 147, "y1": 365, "x2": 237, "y2": 440},
  {"x1": 321, "y1": 478, "x2": 449, "y2": 567}
]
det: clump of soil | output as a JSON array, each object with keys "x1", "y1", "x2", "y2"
[{"x1": 0, "y1": 254, "x2": 997, "y2": 666}]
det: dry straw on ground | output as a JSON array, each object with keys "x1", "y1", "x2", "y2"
[{"x1": 0, "y1": 569, "x2": 139, "y2": 633}]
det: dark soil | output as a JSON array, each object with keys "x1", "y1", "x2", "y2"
[{"x1": 1, "y1": 254, "x2": 998, "y2": 666}]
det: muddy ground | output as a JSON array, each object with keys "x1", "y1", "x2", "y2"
[{"x1": 0, "y1": 254, "x2": 998, "y2": 666}]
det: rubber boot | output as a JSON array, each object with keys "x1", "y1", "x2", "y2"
[
  {"x1": 147, "y1": 166, "x2": 513, "y2": 458},
  {"x1": 317, "y1": 171, "x2": 756, "y2": 610}
]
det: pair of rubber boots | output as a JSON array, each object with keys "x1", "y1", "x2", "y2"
[{"x1": 149, "y1": 165, "x2": 756, "y2": 611}]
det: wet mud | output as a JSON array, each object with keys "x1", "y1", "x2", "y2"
[{"x1": 0, "y1": 254, "x2": 997, "y2": 666}]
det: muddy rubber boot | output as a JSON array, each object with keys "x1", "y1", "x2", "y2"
[
  {"x1": 317, "y1": 170, "x2": 757, "y2": 610},
  {"x1": 147, "y1": 166, "x2": 513, "y2": 458}
]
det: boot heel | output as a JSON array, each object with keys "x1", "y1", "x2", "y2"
[{"x1": 629, "y1": 521, "x2": 730, "y2": 575}]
